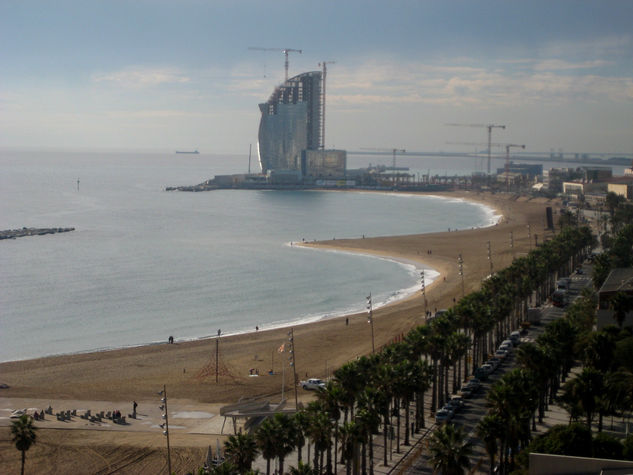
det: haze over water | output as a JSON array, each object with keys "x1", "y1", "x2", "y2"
[{"x1": 3, "y1": 150, "x2": 507, "y2": 362}]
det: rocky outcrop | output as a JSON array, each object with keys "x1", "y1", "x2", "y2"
[{"x1": 0, "y1": 227, "x2": 75, "y2": 240}]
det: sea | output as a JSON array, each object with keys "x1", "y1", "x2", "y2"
[{"x1": 0, "y1": 150, "x2": 620, "y2": 362}]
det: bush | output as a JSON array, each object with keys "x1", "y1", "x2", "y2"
[
  {"x1": 623, "y1": 435, "x2": 633, "y2": 460},
  {"x1": 527, "y1": 423, "x2": 592, "y2": 457},
  {"x1": 592, "y1": 432, "x2": 623, "y2": 460}
]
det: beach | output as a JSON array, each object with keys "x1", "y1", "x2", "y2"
[{"x1": 0, "y1": 191, "x2": 557, "y2": 472}]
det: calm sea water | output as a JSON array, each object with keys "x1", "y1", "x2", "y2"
[{"x1": 1, "y1": 151, "x2": 502, "y2": 362}]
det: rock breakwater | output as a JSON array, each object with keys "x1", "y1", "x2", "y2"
[{"x1": 0, "y1": 227, "x2": 75, "y2": 240}]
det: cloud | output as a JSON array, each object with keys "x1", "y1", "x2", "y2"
[
  {"x1": 92, "y1": 67, "x2": 190, "y2": 88},
  {"x1": 533, "y1": 59, "x2": 610, "y2": 71},
  {"x1": 325, "y1": 57, "x2": 633, "y2": 109}
]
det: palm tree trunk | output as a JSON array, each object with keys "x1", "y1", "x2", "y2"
[
  {"x1": 430, "y1": 362, "x2": 437, "y2": 416},
  {"x1": 279, "y1": 456, "x2": 285, "y2": 475},
  {"x1": 368, "y1": 433, "x2": 375, "y2": 475},
  {"x1": 404, "y1": 397, "x2": 411, "y2": 446},
  {"x1": 266, "y1": 458, "x2": 271, "y2": 475},
  {"x1": 395, "y1": 397, "x2": 401, "y2": 453},
  {"x1": 21, "y1": 450, "x2": 25, "y2": 475},
  {"x1": 383, "y1": 414, "x2": 388, "y2": 467}
]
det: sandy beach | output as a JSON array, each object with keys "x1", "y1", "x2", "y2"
[{"x1": 0, "y1": 190, "x2": 558, "y2": 472}]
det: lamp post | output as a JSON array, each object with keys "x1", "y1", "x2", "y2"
[
  {"x1": 458, "y1": 254, "x2": 465, "y2": 297},
  {"x1": 287, "y1": 328, "x2": 299, "y2": 409},
  {"x1": 216, "y1": 329, "x2": 221, "y2": 383},
  {"x1": 527, "y1": 224, "x2": 532, "y2": 250},
  {"x1": 420, "y1": 271, "x2": 428, "y2": 317},
  {"x1": 159, "y1": 385, "x2": 172, "y2": 475},
  {"x1": 487, "y1": 241, "x2": 493, "y2": 276},
  {"x1": 367, "y1": 293, "x2": 375, "y2": 354}
]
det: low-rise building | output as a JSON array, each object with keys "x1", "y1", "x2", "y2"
[{"x1": 597, "y1": 267, "x2": 633, "y2": 330}]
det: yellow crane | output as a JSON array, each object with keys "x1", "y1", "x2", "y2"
[{"x1": 248, "y1": 47, "x2": 303, "y2": 81}]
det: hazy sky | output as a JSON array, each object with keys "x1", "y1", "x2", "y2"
[{"x1": 1, "y1": 0, "x2": 632, "y2": 154}]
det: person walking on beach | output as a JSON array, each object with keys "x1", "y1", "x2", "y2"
[{"x1": 132, "y1": 401, "x2": 137, "y2": 418}]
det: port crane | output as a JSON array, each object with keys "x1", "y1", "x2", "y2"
[
  {"x1": 248, "y1": 47, "x2": 302, "y2": 81},
  {"x1": 318, "y1": 61, "x2": 335, "y2": 150},
  {"x1": 446, "y1": 123, "x2": 506, "y2": 174},
  {"x1": 361, "y1": 148, "x2": 406, "y2": 186}
]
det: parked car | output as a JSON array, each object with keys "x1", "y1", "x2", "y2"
[
  {"x1": 510, "y1": 331, "x2": 521, "y2": 345},
  {"x1": 435, "y1": 407, "x2": 453, "y2": 423},
  {"x1": 446, "y1": 395, "x2": 465, "y2": 412},
  {"x1": 495, "y1": 349, "x2": 509, "y2": 360},
  {"x1": 300, "y1": 378, "x2": 326, "y2": 390},
  {"x1": 484, "y1": 359, "x2": 500, "y2": 371}
]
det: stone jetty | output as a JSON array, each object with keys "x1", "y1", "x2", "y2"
[{"x1": 0, "y1": 227, "x2": 75, "y2": 240}]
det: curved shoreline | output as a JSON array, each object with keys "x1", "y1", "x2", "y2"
[{"x1": 0, "y1": 191, "x2": 557, "y2": 405}]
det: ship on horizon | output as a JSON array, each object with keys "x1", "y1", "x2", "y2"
[{"x1": 175, "y1": 150, "x2": 199, "y2": 154}]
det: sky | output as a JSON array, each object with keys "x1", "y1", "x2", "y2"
[{"x1": 1, "y1": 0, "x2": 632, "y2": 155}]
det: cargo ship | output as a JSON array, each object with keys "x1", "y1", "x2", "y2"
[{"x1": 175, "y1": 150, "x2": 199, "y2": 154}]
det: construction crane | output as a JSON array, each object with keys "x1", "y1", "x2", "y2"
[
  {"x1": 504, "y1": 144, "x2": 526, "y2": 192},
  {"x1": 318, "y1": 61, "x2": 335, "y2": 150},
  {"x1": 446, "y1": 123, "x2": 506, "y2": 174},
  {"x1": 447, "y1": 141, "x2": 526, "y2": 190},
  {"x1": 361, "y1": 148, "x2": 406, "y2": 187},
  {"x1": 248, "y1": 47, "x2": 302, "y2": 81}
]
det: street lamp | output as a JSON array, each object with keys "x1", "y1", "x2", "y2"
[
  {"x1": 158, "y1": 386, "x2": 172, "y2": 475},
  {"x1": 367, "y1": 293, "x2": 375, "y2": 354},
  {"x1": 420, "y1": 271, "x2": 428, "y2": 317},
  {"x1": 458, "y1": 254, "x2": 465, "y2": 297},
  {"x1": 287, "y1": 329, "x2": 299, "y2": 409},
  {"x1": 487, "y1": 241, "x2": 493, "y2": 276},
  {"x1": 216, "y1": 329, "x2": 221, "y2": 383},
  {"x1": 527, "y1": 224, "x2": 532, "y2": 250}
]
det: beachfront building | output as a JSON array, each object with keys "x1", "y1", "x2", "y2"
[
  {"x1": 257, "y1": 71, "x2": 347, "y2": 184},
  {"x1": 258, "y1": 71, "x2": 322, "y2": 175}
]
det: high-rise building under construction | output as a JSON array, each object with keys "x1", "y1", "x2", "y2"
[{"x1": 258, "y1": 71, "x2": 346, "y2": 181}]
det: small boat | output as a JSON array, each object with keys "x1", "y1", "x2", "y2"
[{"x1": 175, "y1": 150, "x2": 199, "y2": 154}]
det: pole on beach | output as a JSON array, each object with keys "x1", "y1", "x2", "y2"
[
  {"x1": 367, "y1": 293, "x2": 375, "y2": 354},
  {"x1": 159, "y1": 385, "x2": 172, "y2": 475},
  {"x1": 527, "y1": 224, "x2": 532, "y2": 250},
  {"x1": 487, "y1": 241, "x2": 493, "y2": 276},
  {"x1": 420, "y1": 272, "x2": 428, "y2": 317},
  {"x1": 458, "y1": 254, "x2": 465, "y2": 298},
  {"x1": 216, "y1": 329, "x2": 221, "y2": 383},
  {"x1": 288, "y1": 328, "x2": 299, "y2": 409}
]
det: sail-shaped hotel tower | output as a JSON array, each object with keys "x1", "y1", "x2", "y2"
[{"x1": 258, "y1": 71, "x2": 345, "y2": 182}]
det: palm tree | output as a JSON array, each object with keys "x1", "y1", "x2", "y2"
[
  {"x1": 272, "y1": 413, "x2": 298, "y2": 475},
  {"x1": 292, "y1": 410, "x2": 310, "y2": 466},
  {"x1": 339, "y1": 420, "x2": 361, "y2": 475},
  {"x1": 316, "y1": 380, "x2": 343, "y2": 469},
  {"x1": 477, "y1": 414, "x2": 501, "y2": 474},
  {"x1": 426, "y1": 423, "x2": 472, "y2": 475},
  {"x1": 356, "y1": 388, "x2": 382, "y2": 475},
  {"x1": 11, "y1": 414, "x2": 37, "y2": 475},
  {"x1": 562, "y1": 367, "x2": 604, "y2": 430},
  {"x1": 224, "y1": 432, "x2": 259, "y2": 474},
  {"x1": 255, "y1": 418, "x2": 278, "y2": 475},
  {"x1": 289, "y1": 461, "x2": 316, "y2": 475}
]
